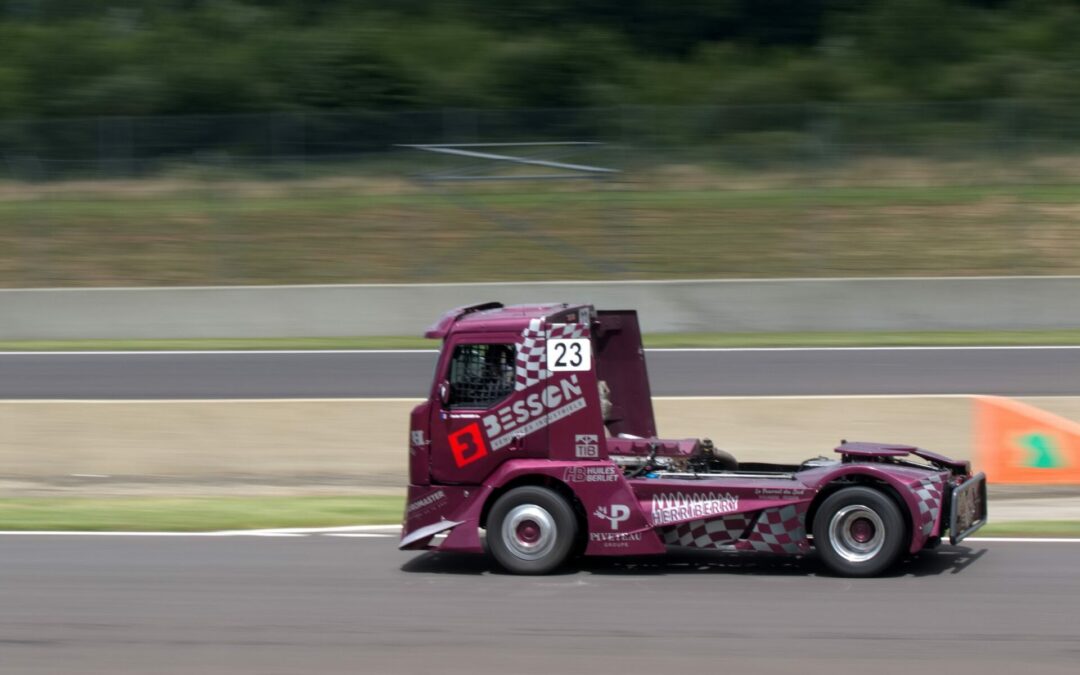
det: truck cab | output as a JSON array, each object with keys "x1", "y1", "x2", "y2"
[{"x1": 401, "y1": 303, "x2": 986, "y2": 576}]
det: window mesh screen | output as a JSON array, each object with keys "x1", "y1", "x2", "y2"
[{"x1": 448, "y1": 343, "x2": 516, "y2": 409}]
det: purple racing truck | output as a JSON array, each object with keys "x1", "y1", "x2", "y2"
[{"x1": 400, "y1": 303, "x2": 987, "y2": 576}]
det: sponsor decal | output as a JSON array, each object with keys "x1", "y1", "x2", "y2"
[
  {"x1": 575, "y1": 434, "x2": 600, "y2": 459},
  {"x1": 564, "y1": 465, "x2": 618, "y2": 483},
  {"x1": 410, "y1": 430, "x2": 426, "y2": 446},
  {"x1": 593, "y1": 503, "x2": 630, "y2": 530},
  {"x1": 407, "y1": 489, "x2": 446, "y2": 515},
  {"x1": 591, "y1": 501, "x2": 639, "y2": 548},
  {"x1": 448, "y1": 422, "x2": 488, "y2": 468},
  {"x1": 650, "y1": 492, "x2": 740, "y2": 526},
  {"x1": 482, "y1": 374, "x2": 587, "y2": 451},
  {"x1": 589, "y1": 531, "x2": 643, "y2": 548},
  {"x1": 753, "y1": 487, "x2": 808, "y2": 499}
]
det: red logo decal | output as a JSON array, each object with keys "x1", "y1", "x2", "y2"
[{"x1": 449, "y1": 423, "x2": 489, "y2": 468}]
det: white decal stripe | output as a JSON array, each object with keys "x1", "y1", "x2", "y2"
[
  {"x1": 548, "y1": 396, "x2": 588, "y2": 423},
  {"x1": 489, "y1": 397, "x2": 588, "y2": 450},
  {"x1": 490, "y1": 414, "x2": 549, "y2": 450}
]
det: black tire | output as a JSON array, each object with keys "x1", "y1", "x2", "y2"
[
  {"x1": 487, "y1": 486, "x2": 578, "y2": 575},
  {"x1": 812, "y1": 486, "x2": 907, "y2": 577}
]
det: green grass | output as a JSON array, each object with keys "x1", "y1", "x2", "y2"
[
  {"x1": 977, "y1": 521, "x2": 1080, "y2": 538},
  {"x1": 1, "y1": 496, "x2": 1077, "y2": 536},
  {"x1": 5, "y1": 173, "x2": 1080, "y2": 286},
  {"x1": 0, "y1": 496, "x2": 405, "y2": 532},
  {"x1": 2, "y1": 329, "x2": 1079, "y2": 352}
]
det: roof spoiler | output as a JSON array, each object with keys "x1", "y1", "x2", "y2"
[{"x1": 424, "y1": 302, "x2": 504, "y2": 339}]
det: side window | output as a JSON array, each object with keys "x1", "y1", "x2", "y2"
[{"x1": 447, "y1": 343, "x2": 516, "y2": 409}]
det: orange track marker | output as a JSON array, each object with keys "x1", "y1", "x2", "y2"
[{"x1": 975, "y1": 396, "x2": 1080, "y2": 484}]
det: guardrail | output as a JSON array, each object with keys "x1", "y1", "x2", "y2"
[{"x1": 2, "y1": 276, "x2": 1079, "y2": 340}]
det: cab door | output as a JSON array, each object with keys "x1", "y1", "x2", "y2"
[{"x1": 429, "y1": 336, "x2": 547, "y2": 484}]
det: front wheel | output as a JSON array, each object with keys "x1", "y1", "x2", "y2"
[
  {"x1": 487, "y1": 486, "x2": 578, "y2": 575},
  {"x1": 813, "y1": 486, "x2": 906, "y2": 577}
]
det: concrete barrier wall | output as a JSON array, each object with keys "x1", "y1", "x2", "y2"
[
  {"x1": 0, "y1": 396, "x2": 980, "y2": 492},
  {"x1": 3, "y1": 276, "x2": 1080, "y2": 339}
]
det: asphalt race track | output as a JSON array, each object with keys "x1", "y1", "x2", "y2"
[
  {"x1": 1, "y1": 535, "x2": 1077, "y2": 675},
  {"x1": 1, "y1": 346, "x2": 1079, "y2": 398}
]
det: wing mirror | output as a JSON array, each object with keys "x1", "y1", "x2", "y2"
[{"x1": 438, "y1": 380, "x2": 451, "y2": 405}]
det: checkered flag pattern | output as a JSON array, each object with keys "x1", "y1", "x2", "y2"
[
  {"x1": 514, "y1": 318, "x2": 588, "y2": 391},
  {"x1": 735, "y1": 504, "x2": 810, "y2": 554},
  {"x1": 514, "y1": 319, "x2": 546, "y2": 390},
  {"x1": 911, "y1": 474, "x2": 946, "y2": 538},
  {"x1": 660, "y1": 514, "x2": 752, "y2": 549}
]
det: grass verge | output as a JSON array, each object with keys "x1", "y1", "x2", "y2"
[
  {"x1": 1, "y1": 496, "x2": 1079, "y2": 537},
  {"x1": 5, "y1": 179, "x2": 1080, "y2": 285},
  {"x1": 0, "y1": 496, "x2": 404, "y2": 532},
  {"x1": 2, "y1": 329, "x2": 1080, "y2": 352},
  {"x1": 975, "y1": 521, "x2": 1080, "y2": 538}
]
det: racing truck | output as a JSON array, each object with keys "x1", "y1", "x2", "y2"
[{"x1": 400, "y1": 303, "x2": 987, "y2": 576}]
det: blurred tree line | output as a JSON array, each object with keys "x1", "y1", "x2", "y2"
[{"x1": 2, "y1": 0, "x2": 1080, "y2": 118}]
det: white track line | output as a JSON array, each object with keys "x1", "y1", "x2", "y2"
[
  {"x1": 324, "y1": 533, "x2": 396, "y2": 538},
  {"x1": 655, "y1": 394, "x2": 976, "y2": 401},
  {"x1": 0, "y1": 394, "x2": 986, "y2": 404},
  {"x1": 648, "y1": 346, "x2": 1080, "y2": 352},
  {"x1": 0, "y1": 398, "x2": 430, "y2": 404},
  {"x1": 0, "y1": 527, "x2": 1076, "y2": 543},
  {"x1": 10, "y1": 274, "x2": 1079, "y2": 292},
  {"x1": 0, "y1": 350, "x2": 438, "y2": 356},
  {"x1": 241, "y1": 524, "x2": 402, "y2": 534},
  {"x1": 0, "y1": 531, "x2": 300, "y2": 537},
  {"x1": 0, "y1": 524, "x2": 403, "y2": 537},
  {"x1": 966, "y1": 537, "x2": 1080, "y2": 543}
]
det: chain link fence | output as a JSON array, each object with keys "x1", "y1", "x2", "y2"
[
  {"x1": 3, "y1": 102, "x2": 1080, "y2": 287},
  {"x1": 5, "y1": 101, "x2": 1080, "y2": 178}
]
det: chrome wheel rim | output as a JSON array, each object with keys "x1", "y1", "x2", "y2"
[
  {"x1": 502, "y1": 504, "x2": 557, "y2": 561},
  {"x1": 828, "y1": 505, "x2": 885, "y2": 563}
]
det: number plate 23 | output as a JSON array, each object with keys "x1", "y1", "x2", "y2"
[{"x1": 547, "y1": 338, "x2": 591, "y2": 372}]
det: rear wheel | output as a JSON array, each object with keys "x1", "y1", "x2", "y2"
[
  {"x1": 813, "y1": 486, "x2": 906, "y2": 577},
  {"x1": 487, "y1": 486, "x2": 578, "y2": 575}
]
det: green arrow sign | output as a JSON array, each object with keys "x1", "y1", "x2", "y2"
[{"x1": 1018, "y1": 432, "x2": 1065, "y2": 469}]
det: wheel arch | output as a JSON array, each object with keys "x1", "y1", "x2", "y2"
[
  {"x1": 807, "y1": 474, "x2": 913, "y2": 549},
  {"x1": 479, "y1": 474, "x2": 588, "y2": 548}
]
